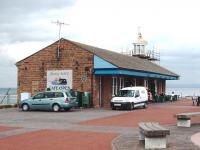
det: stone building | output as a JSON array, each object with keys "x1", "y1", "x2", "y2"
[{"x1": 16, "y1": 37, "x2": 179, "y2": 108}]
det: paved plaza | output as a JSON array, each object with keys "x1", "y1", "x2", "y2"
[{"x1": 0, "y1": 99, "x2": 199, "y2": 150}]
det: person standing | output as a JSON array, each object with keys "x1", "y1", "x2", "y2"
[{"x1": 171, "y1": 91, "x2": 175, "y2": 102}]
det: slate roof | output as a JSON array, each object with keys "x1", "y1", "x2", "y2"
[
  {"x1": 16, "y1": 38, "x2": 179, "y2": 77},
  {"x1": 67, "y1": 39, "x2": 179, "y2": 77}
]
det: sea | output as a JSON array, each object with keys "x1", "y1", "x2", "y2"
[{"x1": 166, "y1": 87, "x2": 200, "y2": 97}]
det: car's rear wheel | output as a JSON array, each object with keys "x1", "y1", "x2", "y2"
[
  {"x1": 52, "y1": 104, "x2": 60, "y2": 112},
  {"x1": 22, "y1": 104, "x2": 29, "y2": 111}
]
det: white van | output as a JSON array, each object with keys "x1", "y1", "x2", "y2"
[{"x1": 110, "y1": 86, "x2": 148, "y2": 110}]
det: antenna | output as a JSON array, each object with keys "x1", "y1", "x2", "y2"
[{"x1": 52, "y1": 20, "x2": 69, "y2": 61}]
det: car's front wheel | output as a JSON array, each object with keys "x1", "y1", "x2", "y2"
[
  {"x1": 22, "y1": 104, "x2": 29, "y2": 111},
  {"x1": 52, "y1": 104, "x2": 60, "y2": 112}
]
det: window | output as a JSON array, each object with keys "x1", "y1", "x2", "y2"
[
  {"x1": 141, "y1": 90, "x2": 145, "y2": 94},
  {"x1": 65, "y1": 91, "x2": 72, "y2": 97},
  {"x1": 33, "y1": 93, "x2": 45, "y2": 99},
  {"x1": 154, "y1": 80, "x2": 157, "y2": 94},
  {"x1": 141, "y1": 45, "x2": 145, "y2": 54},
  {"x1": 55, "y1": 92, "x2": 64, "y2": 98},
  {"x1": 69, "y1": 89, "x2": 76, "y2": 97},
  {"x1": 136, "y1": 45, "x2": 140, "y2": 54},
  {"x1": 132, "y1": 78, "x2": 136, "y2": 86},
  {"x1": 144, "y1": 80, "x2": 148, "y2": 88},
  {"x1": 119, "y1": 78, "x2": 124, "y2": 90},
  {"x1": 134, "y1": 45, "x2": 137, "y2": 54},
  {"x1": 45, "y1": 92, "x2": 55, "y2": 98},
  {"x1": 117, "y1": 90, "x2": 135, "y2": 97},
  {"x1": 135, "y1": 90, "x2": 140, "y2": 97}
]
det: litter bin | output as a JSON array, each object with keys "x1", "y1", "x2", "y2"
[
  {"x1": 197, "y1": 97, "x2": 200, "y2": 106},
  {"x1": 153, "y1": 95, "x2": 158, "y2": 103},
  {"x1": 158, "y1": 95, "x2": 164, "y2": 103},
  {"x1": 72, "y1": 91, "x2": 82, "y2": 107},
  {"x1": 165, "y1": 95, "x2": 171, "y2": 101},
  {"x1": 82, "y1": 92, "x2": 91, "y2": 108}
]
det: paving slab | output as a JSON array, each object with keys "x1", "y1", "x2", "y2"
[
  {"x1": 0, "y1": 99, "x2": 199, "y2": 150},
  {"x1": 112, "y1": 125, "x2": 200, "y2": 150},
  {"x1": 191, "y1": 132, "x2": 200, "y2": 148},
  {"x1": 0, "y1": 129, "x2": 118, "y2": 150}
]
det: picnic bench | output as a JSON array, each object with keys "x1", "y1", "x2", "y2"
[
  {"x1": 138, "y1": 122, "x2": 170, "y2": 149},
  {"x1": 175, "y1": 112, "x2": 200, "y2": 127}
]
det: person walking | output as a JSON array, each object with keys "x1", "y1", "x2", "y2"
[{"x1": 170, "y1": 91, "x2": 175, "y2": 102}]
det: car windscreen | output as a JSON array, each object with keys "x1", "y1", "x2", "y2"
[{"x1": 117, "y1": 90, "x2": 135, "y2": 97}]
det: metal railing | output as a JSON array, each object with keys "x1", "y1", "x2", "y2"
[
  {"x1": 0, "y1": 94, "x2": 17, "y2": 105},
  {"x1": 121, "y1": 50, "x2": 160, "y2": 61},
  {"x1": 0, "y1": 88, "x2": 17, "y2": 105}
]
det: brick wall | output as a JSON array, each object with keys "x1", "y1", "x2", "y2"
[
  {"x1": 16, "y1": 39, "x2": 94, "y2": 102},
  {"x1": 92, "y1": 75, "x2": 113, "y2": 108},
  {"x1": 102, "y1": 76, "x2": 112, "y2": 107},
  {"x1": 16, "y1": 39, "x2": 167, "y2": 107}
]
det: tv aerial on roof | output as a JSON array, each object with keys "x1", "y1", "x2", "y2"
[{"x1": 52, "y1": 20, "x2": 69, "y2": 61}]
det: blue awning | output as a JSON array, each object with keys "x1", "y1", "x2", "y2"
[{"x1": 94, "y1": 69, "x2": 178, "y2": 80}]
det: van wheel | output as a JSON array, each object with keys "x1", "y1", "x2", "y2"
[
  {"x1": 128, "y1": 103, "x2": 134, "y2": 110},
  {"x1": 52, "y1": 104, "x2": 60, "y2": 112},
  {"x1": 143, "y1": 102, "x2": 147, "y2": 109},
  {"x1": 112, "y1": 106, "x2": 116, "y2": 110}
]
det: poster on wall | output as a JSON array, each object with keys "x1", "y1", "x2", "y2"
[{"x1": 47, "y1": 70, "x2": 72, "y2": 91}]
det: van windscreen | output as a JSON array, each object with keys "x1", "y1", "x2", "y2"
[{"x1": 117, "y1": 90, "x2": 135, "y2": 97}]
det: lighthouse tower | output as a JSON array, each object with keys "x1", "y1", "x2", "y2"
[
  {"x1": 132, "y1": 27, "x2": 148, "y2": 58},
  {"x1": 128, "y1": 27, "x2": 160, "y2": 61}
]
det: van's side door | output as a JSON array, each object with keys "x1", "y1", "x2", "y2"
[{"x1": 134, "y1": 90, "x2": 142, "y2": 104}]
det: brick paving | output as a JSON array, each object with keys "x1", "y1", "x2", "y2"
[
  {"x1": 0, "y1": 129, "x2": 118, "y2": 150},
  {"x1": 0, "y1": 126, "x2": 19, "y2": 132},
  {"x1": 112, "y1": 125, "x2": 200, "y2": 150},
  {"x1": 0, "y1": 99, "x2": 199, "y2": 150},
  {"x1": 80, "y1": 101, "x2": 200, "y2": 127}
]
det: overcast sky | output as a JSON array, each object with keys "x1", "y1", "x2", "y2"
[{"x1": 1, "y1": 0, "x2": 200, "y2": 88}]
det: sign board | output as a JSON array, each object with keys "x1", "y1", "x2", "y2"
[{"x1": 47, "y1": 70, "x2": 72, "y2": 91}]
